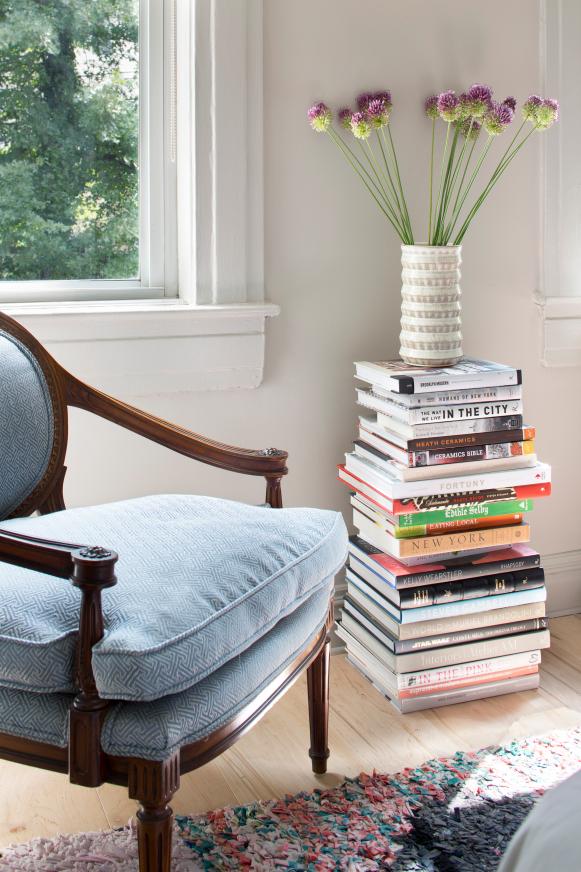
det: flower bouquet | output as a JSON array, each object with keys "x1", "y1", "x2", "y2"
[{"x1": 308, "y1": 86, "x2": 558, "y2": 365}]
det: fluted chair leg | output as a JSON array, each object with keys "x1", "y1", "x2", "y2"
[
  {"x1": 128, "y1": 754, "x2": 180, "y2": 872},
  {"x1": 307, "y1": 638, "x2": 330, "y2": 774}
]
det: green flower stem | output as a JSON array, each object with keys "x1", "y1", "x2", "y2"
[
  {"x1": 439, "y1": 119, "x2": 474, "y2": 239},
  {"x1": 431, "y1": 121, "x2": 451, "y2": 244},
  {"x1": 444, "y1": 135, "x2": 493, "y2": 242},
  {"x1": 437, "y1": 122, "x2": 462, "y2": 242},
  {"x1": 327, "y1": 130, "x2": 406, "y2": 239},
  {"x1": 428, "y1": 117, "x2": 435, "y2": 243},
  {"x1": 453, "y1": 125, "x2": 538, "y2": 244},
  {"x1": 446, "y1": 135, "x2": 478, "y2": 237},
  {"x1": 385, "y1": 126, "x2": 414, "y2": 243},
  {"x1": 375, "y1": 129, "x2": 406, "y2": 219},
  {"x1": 361, "y1": 140, "x2": 409, "y2": 236},
  {"x1": 329, "y1": 129, "x2": 394, "y2": 208}
]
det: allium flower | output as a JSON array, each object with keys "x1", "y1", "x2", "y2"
[
  {"x1": 424, "y1": 94, "x2": 439, "y2": 119},
  {"x1": 437, "y1": 90, "x2": 460, "y2": 122},
  {"x1": 356, "y1": 92, "x2": 373, "y2": 111},
  {"x1": 536, "y1": 98, "x2": 559, "y2": 129},
  {"x1": 503, "y1": 96, "x2": 517, "y2": 112},
  {"x1": 483, "y1": 100, "x2": 513, "y2": 135},
  {"x1": 373, "y1": 90, "x2": 393, "y2": 109},
  {"x1": 459, "y1": 118, "x2": 482, "y2": 141},
  {"x1": 307, "y1": 102, "x2": 332, "y2": 132},
  {"x1": 350, "y1": 111, "x2": 371, "y2": 139},
  {"x1": 466, "y1": 83, "x2": 493, "y2": 117},
  {"x1": 522, "y1": 95, "x2": 543, "y2": 121},
  {"x1": 457, "y1": 92, "x2": 472, "y2": 121},
  {"x1": 338, "y1": 107, "x2": 352, "y2": 130},
  {"x1": 367, "y1": 98, "x2": 390, "y2": 128}
]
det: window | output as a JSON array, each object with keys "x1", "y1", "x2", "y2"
[
  {"x1": 538, "y1": 0, "x2": 581, "y2": 365},
  {"x1": 0, "y1": 0, "x2": 176, "y2": 302}
]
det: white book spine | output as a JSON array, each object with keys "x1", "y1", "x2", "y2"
[
  {"x1": 371, "y1": 383, "x2": 523, "y2": 408},
  {"x1": 377, "y1": 413, "x2": 524, "y2": 440},
  {"x1": 381, "y1": 399, "x2": 524, "y2": 425},
  {"x1": 345, "y1": 452, "x2": 551, "y2": 499},
  {"x1": 396, "y1": 650, "x2": 540, "y2": 689}
]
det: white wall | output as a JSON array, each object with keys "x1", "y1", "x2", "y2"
[{"x1": 58, "y1": 0, "x2": 580, "y2": 612}]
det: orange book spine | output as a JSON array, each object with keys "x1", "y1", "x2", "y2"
[{"x1": 399, "y1": 665, "x2": 538, "y2": 699}]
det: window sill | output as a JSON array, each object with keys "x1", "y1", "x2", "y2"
[
  {"x1": 534, "y1": 293, "x2": 581, "y2": 367},
  {"x1": 2, "y1": 299, "x2": 280, "y2": 395}
]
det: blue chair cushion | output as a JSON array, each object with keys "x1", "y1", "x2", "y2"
[
  {"x1": 0, "y1": 331, "x2": 54, "y2": 519},
  {"x1": 0, "y1": 495, "x2": 347, "y2": 701},
  {"x1": 0, "y1": 585, "x2": 331, "y2": 758}
]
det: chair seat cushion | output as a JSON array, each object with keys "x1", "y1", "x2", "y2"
[
  {"x1": 0, "y1": 495, "x2": 346, "y2": 701},
  {"x1": 0, "y1": 585, "x2": 331, "y2": 757}
]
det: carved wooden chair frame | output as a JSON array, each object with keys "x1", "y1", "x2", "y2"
[{"x1": 0, "y1": 311, "x2": 333, "y2": 872}]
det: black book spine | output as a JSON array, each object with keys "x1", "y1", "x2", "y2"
[
  {"x1": 406, "y1": 428, "x2": 528, "y2": 452},
  {"x1": 399, "y1": 568, "x2": 545, "y2": 609},
  {"x1": 393, "y1": 616, "x2": 549, "y2": 654}
]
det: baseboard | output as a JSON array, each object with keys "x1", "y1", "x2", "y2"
[{"x1": 331, "y1": 549, "x2": 581, "y2": 654}]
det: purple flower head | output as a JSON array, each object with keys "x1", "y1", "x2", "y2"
[
  {"x1": 350, "y1": 111, "x2": 371, "y2": 140},
  {"x1": 536, "y1": 98, "x2": 559, "y2": 129},
  {"x1": 356, "y1": 92, "x2": 374, "y2": 111},
  {"x1": 338, "y1": 107, "x2": 352, "y2": 129},
  {"x1": 467, "y1": 83, "x2": 493, "y2": 117},
  {"x1": 457, "y1": 92, "x2": 472, "y2": 121},
  {"x1": 522, "y1": 95, "x2": 543, "y2": 122},
  {"x1": 373, "y1": 90, "x2": 393, "y2": 109},
  {"x1": 483, "y1": 100, "x2": 513, "y2": 135},
  {"x1": 307, "y1": 102, "x2": 332, "y2": 132},
  {"x1": 460, "y1": 118, "x2": 482, "y2": 141},
  {"x1": 437, "y1": 90, "x2": 460, "y2": 122},
  {"x1": 424, "y1": 94, "x2": 439, "y2": 119},
  {"x1": 503, "y1": 96, "x2": 517, "y2": 112},
  {"x1": 367, "y1": 97, "x2": 390, "y2": 128}
]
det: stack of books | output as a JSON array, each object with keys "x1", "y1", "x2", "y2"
[{"x1": 336, "y1": 358, "x2": 551, "y2": 713}]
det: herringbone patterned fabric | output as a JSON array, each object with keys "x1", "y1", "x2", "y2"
[
  {"x1": 0, "y1": 586, "x2": 331, "y2": 757},
  {"x1": 0, "y1": 495, "x2": 347, "y2": 700},
  {"x1": 0, "y1": 332, "x2": 54, "y2": 518}
]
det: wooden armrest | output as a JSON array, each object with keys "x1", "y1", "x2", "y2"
[
  {"x1": 0, "y1": 528, "x2": 117, "y2": 584},
  {"x1": 65, "y1": 375, "x2": 288, "y2": 477}
]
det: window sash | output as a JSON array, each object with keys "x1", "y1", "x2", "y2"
[{"x1": 0, "y1": 0, "x2": 177, "y2": 304}]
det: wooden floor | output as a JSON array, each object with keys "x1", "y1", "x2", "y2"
[{"x1": 1, "y1": 614, "x2": 580, "y2": 848}]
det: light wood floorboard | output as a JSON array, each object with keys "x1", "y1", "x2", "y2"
[{"x1": 1, "y1": 615, "x2": 580, "y2": 846}]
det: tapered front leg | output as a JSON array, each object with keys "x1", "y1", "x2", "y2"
[
  {"x1": 307, "y1": 637, "x2": 331, "y2": 774},
  {"x1": 128, "y1": 754, "x2": 180, "y2": 872}
]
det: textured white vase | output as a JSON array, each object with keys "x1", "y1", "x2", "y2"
[{"x1": 399, "y1": 244, "x2": 463, "y2": 367}]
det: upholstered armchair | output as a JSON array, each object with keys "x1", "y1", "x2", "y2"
[{"x1": 0, "y1": 312, "x2": 347, "y2": 872}]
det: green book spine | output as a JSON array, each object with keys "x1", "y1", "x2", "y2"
[{"x1": 396, "y1": 498, "x2": 534, "y2": 530}]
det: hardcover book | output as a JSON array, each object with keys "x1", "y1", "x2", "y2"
[
  {"x1": 354, "y1": 359, "x2": 522, "y2": 395},
  {"x1": 361, "y1": 392, "x2": 524, "y2": 425},
  {"x1": 375, "y1": 410, "x2": 525, "y2": 440},
  {"x1": 367, "y1": 383, "x2": 523, "y2": 408}
]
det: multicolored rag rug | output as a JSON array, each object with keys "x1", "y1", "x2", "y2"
[{"x1": 1, "y1": 728, "x2": 581, "y2": 870}]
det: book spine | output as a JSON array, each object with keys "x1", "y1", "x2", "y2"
[
  {"x1": 389, "y1": 400, "x2": 524, "y2": 425},
  {"x1": 389, "y1": 368, "x2": 521, "y2": 394},
  {"x1": 398, "y1": 586, "x2": 546, "y2": 624},
  {"x1": 406, "y1": 427, "x2": 536, "y2": 452},
  {"x1": 399, "y1": 665, "x2": 538, "y2": 698},
  {"x1": 397, "y1": 649, "x2": 540, "y2": 689},
  {"x1": 391, "y1": 482, "x2": 550, "y2": 514},
  {"x1": 394, "y1": 616, "x2": 549, "y2": 653},
  {"x1": 378, "y1": 521, "x2": 532, "y2": 559},
  {"x1": 379, "y1": 384, "x2": 523, "y2": 408},
  {"x1": 397, "y1": 498, "x2": 533, "y2": 528},
  {"x1": 407, "y1": 441, "x2": 533, "y2": 468},
  {"x1": 398, "y1": 602, "x2": 547, "y2": 639},
  {"x1": 397, "y1": 674, "x2": 539, "y2": 712},
  {"x1": 399, "y1": 568, "x2": 545, "y2": 609},
  {"x1": 395, "y1": 627, "x2": 550, "y2": 669},
  {"x1": 394, "y1": 513, "x2": 524, "y2": 539},
  {"x1": 378, "y1": 412, "x2": 525, "y2": 438}
]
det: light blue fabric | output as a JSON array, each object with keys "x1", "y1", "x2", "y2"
[
  {"x1": 0, "y1": 331, "x2": 54, "y2": 518},
  {"x1": 0, "y1": 495, "x2": 347, "y2": 701},
  {"x1": 0, "y1": 585, "x2": 331, "y2": 757}
]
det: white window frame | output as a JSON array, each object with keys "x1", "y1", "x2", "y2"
[
  {"x1": 0, "y1": 0, "x2": 176, "y2": 304},
  {"x1": 3, "y1": 0, "x2": 279, "y2": 393},
  {"x1": 536, "y1": 0, "x2": 581, "y2": 366}
]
